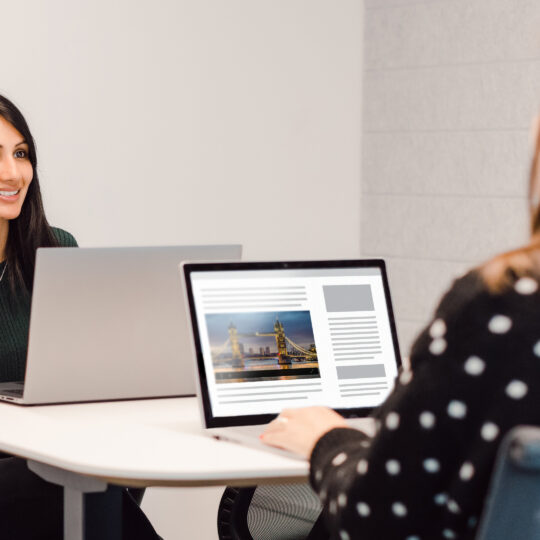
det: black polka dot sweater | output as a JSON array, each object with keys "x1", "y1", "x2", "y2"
[{"x1": 309, "y1": 270, "x2": 540, "y2": 540}]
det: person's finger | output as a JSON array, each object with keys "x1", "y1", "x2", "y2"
[
  {"x1": 263, "y1": 416, "x2": 290, "y2": 435},
  {"x1": 260, "y1": 429, "x2": 289, "y2": 448}
]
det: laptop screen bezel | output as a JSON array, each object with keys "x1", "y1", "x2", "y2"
[{"x1": 183, "y1": 259, "x2": 402, "y2": 428}]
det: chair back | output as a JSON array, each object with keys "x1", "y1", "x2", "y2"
[{"x1": 476, "y1": 425, "x2": 540, "y2": 539}]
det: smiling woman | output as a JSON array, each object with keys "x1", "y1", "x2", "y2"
[
  {"x1": 0, "y1": 95, "x2": 160, "y2": 539},
  {"x1": 0, "y1": 95, "x2": 77, "y2": 382}
]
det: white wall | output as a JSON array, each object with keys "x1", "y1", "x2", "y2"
[
  {"x1": 0, "y1": 1, "x2": 363, "y2": 537},
  {"x1": 362, "y1": 0, "x2": 540, "y2": 354},
  {"x1": 2, "y1": 0, "x2": 363, "y2": 261}
]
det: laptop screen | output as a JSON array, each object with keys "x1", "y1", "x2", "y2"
[{"x1": 183, "y1": 260, "x2": 402, "y2": 427}]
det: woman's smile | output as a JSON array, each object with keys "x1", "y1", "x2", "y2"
[{"x1": 0, "y1": 189, "x2": 21, "y2": 202}]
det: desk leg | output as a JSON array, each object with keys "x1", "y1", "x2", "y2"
[{"x1": 27, "y1": 461, "x2": 122, "y2": 540}]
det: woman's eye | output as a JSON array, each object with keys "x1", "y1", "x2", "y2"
[{"x1": 14, "y1": 150, "x2": 27, "y2": 159}]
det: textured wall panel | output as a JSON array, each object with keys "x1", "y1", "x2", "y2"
[
  {"x1": 362, "y1": 194, "x2": 528, "y2": 261},
  {"x1": 364, "y1": 61, "x2": 540, "y2": 132},
  {"x1": 363, "y1": 1, "x2": 540, "y2": 354},
  {"x1": 366, "y1": 0, "x2": 540, "y2": 69},
  {"x1": 363, "y1": 131, "x2": 530, "y2": 197}
]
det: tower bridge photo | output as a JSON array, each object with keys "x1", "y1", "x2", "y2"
[{"x1": 205, "y1": 311, "x2": 320, "y2": 384}]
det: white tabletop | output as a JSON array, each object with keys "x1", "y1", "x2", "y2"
[{"x1": 0, "y1": 397, "x2": 308, "y2": 487}]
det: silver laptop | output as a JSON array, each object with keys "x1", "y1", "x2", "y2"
[
  {"x1": 182, "y1": 259, "x2": 401, "y2": 455},
  {"x1": 0, "y1": 244, "x2": 242, "y2": 405}
]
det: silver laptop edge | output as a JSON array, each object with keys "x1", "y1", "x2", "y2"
[{"x1": 0, "y1": 244, "x2": 242, "y2": 405}]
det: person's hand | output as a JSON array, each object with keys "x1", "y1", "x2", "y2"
[{"x1": 260, "y1": 406, "x2": 349, "y2": 459}]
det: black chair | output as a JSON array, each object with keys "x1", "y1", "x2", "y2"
[
  {"x1": 476, "y1": 425, "x2": 540, "y2": 539},
  {"x1": 217, "y1": 483, "x2": 326, "y2": 540}
]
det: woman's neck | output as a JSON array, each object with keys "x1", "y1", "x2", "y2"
[{"x1": 0, "y1": 220, "x2": 8, "y2": 262}]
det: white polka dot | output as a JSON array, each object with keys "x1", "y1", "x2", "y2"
[
  {"x1": 534, "y1": 341, "x2": 540, "y2": 357},
  {"x1": 419, "y1": 411, "x2": 436, "y2": 429},
  {"x1": 515, "y1": 276, "x2": 538, "y2": 294},
  {"x1": 468, "y1": 516, "x2": 478, "y2": 528},
  {"x1": 423, "y1": 458, "x2": 440, "y2": 473},
  {"x1": 447, "y1": 499, "x2": 461, "y2": 514},
  {"x1": 315, "y1": 469, "x2": 323, "y2": 482},
  {"x1": 429, "y1": 338, "x2": 447, "y2": 355},
  {"x1": 459, "y1": 462, "x2": 475, "y2": 481},
  {"x1": 434, "y1": 493, "x2": 448, "y2": 505},
  {"x1": 356, "y1": 502, "x2": 370, "y2": 517},
  {"x1": 392, "y1": 502, "x2": 407, "y2": 517},
  {"x1": 429, "y1": 318, "x2": 447, "y2": 338},
  {"x1": 386, "y1": 459, "x2": 401, "y2": 475},
  {"x1": 319, "y1": 488, "x2": 327, "y2": 502},
  {"x1": 399, "y1": 370, "x2": 413, "y2": 385},
  {"x1": 406, "y1": 537, "x2": 420, "y2": 540},
  {"x1": 338, "y1": 493, "x2": 347, "y2": 507},
  {"x1": 488, "y1": 314, "x2": 512, "y2": 334},
  {"x1": 447, "y1": 400, "x2": 467, "y2": 419},
  {"x1": 443, "y1": 528, "x2": 456, "y2": 539},
  {"x1": 481, "y1": 422, "x2": 500, "y2": 441},
  {"x1": 385, "y1": 412, "x2": 400, "y2": 430},
  {"x1": 356, "y1": 459, "x2": 368, "y2": 475},
  {"x1": 329, "y1": 500, "x2": 338, "y2": 514},
  {"x1": 360, "y1": 440, "x2": 371, "y2": 448},
  {"x1": 332, "y1": 452, "x2": 347, "y2": 466},
  {"x1": 506, "y1": 380, "x2": 528, "y2": 399},
  {"x1": 464, "y1": 356, "x2": 485, "y2": 376},
  {"x1": 339, "y1": 531, "x2": 350, "y2": 540}
]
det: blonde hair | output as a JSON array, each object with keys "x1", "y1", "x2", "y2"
[{"x1": 481, "y1": 124, "x2": 540, "y2": 292}]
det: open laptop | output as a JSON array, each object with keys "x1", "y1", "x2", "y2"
[
  {"x1": 0, "y1": 244, "x2": 242, "y2": 405},
  {"x1": 182, "y1": 259, "x2": 402, "y2": 455}
]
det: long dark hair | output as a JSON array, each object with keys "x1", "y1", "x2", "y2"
[{"x1": 0, "y1": 95, "x2": 58, "y2": 296}]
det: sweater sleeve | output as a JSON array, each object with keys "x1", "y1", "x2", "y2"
[{"x1": 308, "y1": 272, "x2": 540, "y2": 540}]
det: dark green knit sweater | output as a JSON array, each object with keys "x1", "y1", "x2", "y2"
[{"x1": 0, "y1": 227, "x2": 77, "y2": 381}]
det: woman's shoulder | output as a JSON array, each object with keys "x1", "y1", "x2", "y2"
[
  {"x1": 436, "y1": 268, "x2": 540, "y2": 320},
  {"x1": 432, "y1": 269, "x2": 488, "y2": 321},
  {"x1": 50, "y1": 227, "x2": 78, "y2": 248},
  {"x1": 410, "y1": 268, "x2": 540, "y2": 371}
]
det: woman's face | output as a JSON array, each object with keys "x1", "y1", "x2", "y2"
[{"x1": 0, "y1": 115, "x2": 33, "y2": 222}]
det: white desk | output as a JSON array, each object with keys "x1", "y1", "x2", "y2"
[{"x1": 0, "y1": 397, "x2": 308, "y2": 539}]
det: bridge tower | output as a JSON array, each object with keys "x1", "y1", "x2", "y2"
[
  {"x1": 274, "y1": 318, "x2": 289, "y2": 365},
  {"x1": 228, "y1": 322, "x2": 243, "y2": 367}
]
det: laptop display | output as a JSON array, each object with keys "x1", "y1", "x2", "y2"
[{"x1": 183, "y1": 260, "x2": 402, "y2": 428}]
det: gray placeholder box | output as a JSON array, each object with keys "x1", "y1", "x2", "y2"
[
  {"x1": 323, "y1": 284, "x2": 374, "y2": 312},
  {"x1": 337, "y1": 364, "x2": 386, "y2": 379}
]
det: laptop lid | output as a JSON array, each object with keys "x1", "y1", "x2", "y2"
[
  {"x1": 21, "y1": 244, "x2": 242, "y2": 404},
  {"x1": 183, "y1": 259, "x2": 401, "y2": 428}
]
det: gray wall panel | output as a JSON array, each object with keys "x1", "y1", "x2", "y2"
[
  {"x1": 364, "y1": 62, "x2": 540, "y2": 132},
  {"x1": 363, "y1": 131, "x2": 530, "y2": 197},
  {"x1": 366, "y1": 0, "x2": 540, "y2": 70},
  {"x1": 363, "y1": 1, "x2": 540, "y2": 353},
  {"x1": 362, "y1": 195, "x2": 528, "y2": 261}
]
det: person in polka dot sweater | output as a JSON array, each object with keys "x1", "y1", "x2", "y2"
[{"x1": 260, "y1": 127, "x2": 540, "y2": 539}]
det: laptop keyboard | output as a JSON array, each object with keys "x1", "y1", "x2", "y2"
[{"x1": 1, "y1": 384, "x2": 24, "y2": 397}]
